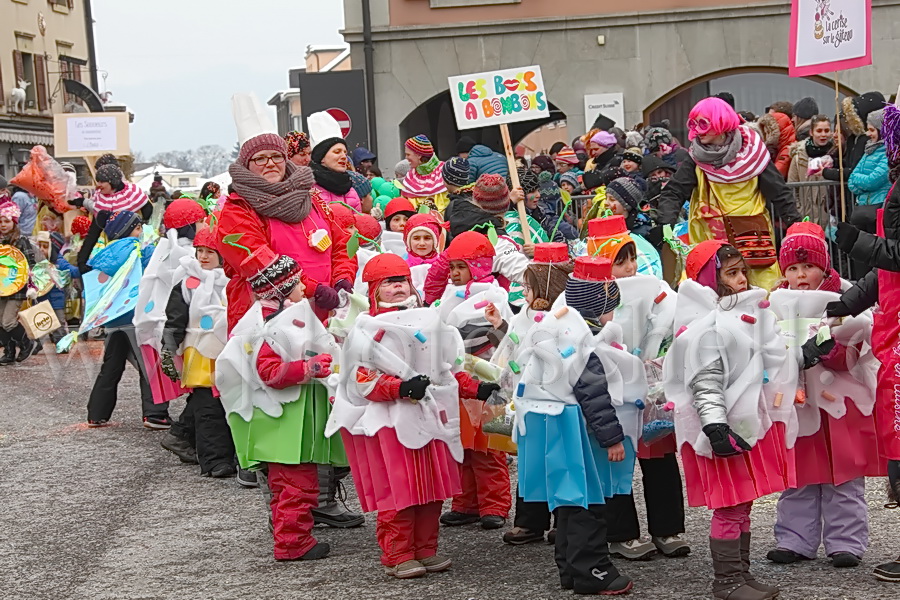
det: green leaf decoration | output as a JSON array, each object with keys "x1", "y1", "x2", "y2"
[
  {"x1": 418, "y1": 203, "x2": 430, "y2": 214},
  {"x1": 347, "y1": 231, "x2": 360, "y2": 259},
  {"x1": 487, "y1": 223, "x2": 498, "y2": 245},
  {"x1": 591, "y1": 237, "x2": 623, "y2": 256},
  {"x1": 222, "y1": 233, "x2": 252, "y2": 256}
]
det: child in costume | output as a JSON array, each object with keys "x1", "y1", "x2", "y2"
[
  {"x1": 664, "y1": 240, "x2": 831, "y2": 600},
  {"x1": 403, "y1": 212, "x2": 444, "y2": 267},
  {"x1": 767, "y1": 222, "x2": 882, "y2": 569},
  {"x1": 159, "y1": 223, "x2": 236, "y2": 478},
  {"x1": 325, "y1": 253, "x2": 490, "y2": 579},
  {"x1": 491, "y1": 242, "x2": 573, "y2": 545},
  {"x1": 400, "y1": 135, "x2": 449, "y2": 213},
  {"x1": 84, "y1": 210, "x2": 170, "y2": 428},
  {"x1": 586, "y1": 212, "x2": 662, "y2": 280},
  {"x1": 216, "y1": 292, "x2": 343, "y2": 561},
  {"x1": 515, "y1": 255, "x2": 640, "y2": 595},
  {"x1": 431, "y1": 232, "x2": 510, "y2": 530},
  {"x1": 0, "y1": 200, "x2": 38, "y2": 363},
  {"x1": 34, "y1": 231, "x2": 80, "y2": 349},
  {"x1": 585, "y1": 215, "x2": 688, "y2": 560},
  {"x1": 384, "y1": 197, "x2": 416, "y2": 233},
  {"x1": 135, "y1": 198, "x2": 207, "y2": 408}
]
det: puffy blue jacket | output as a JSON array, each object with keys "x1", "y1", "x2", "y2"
[
  {"x1": 849, "y1": 142, "x2": 892, "y2": 206},
  {"x1": 467, "y1": 144, "x2": 509, "y2": 183},
  {"x1": 86, "y1": 237, "x2": 154, "y2": 328}
]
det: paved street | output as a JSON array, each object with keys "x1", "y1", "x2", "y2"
[{"x1": 1, "y1": 342, "x2": 897, "y2": 600}]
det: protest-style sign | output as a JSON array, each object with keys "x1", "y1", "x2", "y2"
[
  {"x1": 789, "y1": 0, "x2": 872, "y2": 77},
  {"x1": 448, "y1": 66, "x2": 549, "y2": 130},
  {"x1": 448, "y1": 66, "x2": 551, "y2": 244}
]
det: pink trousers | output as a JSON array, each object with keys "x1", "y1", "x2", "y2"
[{"x1": 711, "y1": 501, "x2": 752, "y2": 540}]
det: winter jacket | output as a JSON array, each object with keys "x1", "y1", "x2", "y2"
[
  {"x1": 573, "y1": 353, "x2": 623, "y2": 447},
  {"x1": 446, "y1": 197, "x2": 506, "y2": 241},
  {"x1": 759, "y1": 112, "x2": 796, "y2": 178},
  {"x1": 312, "y1": 184, "x2": 362, "y2": 212},
  {"x1": 823, "y1": 135, "x2": 868, "y2": 184},
  {"x1": 11, "y1": 190, "x2": 37, "y2": 235},
  {"x1": 161, "y1": 285, "x2": 188, "y2": 353},
  {"x1": 442, "y1": 187, "x2": 475, "y2": 243},
  {"x1": 656, "y1": 157, "x2": 802, "y2": 227},
  {"x1": 87, "y1": 236, "x2": 154, "y2": 328},
  {"x1": 537, "y1": 197, "x2": 579, "y2": 242},
  {"x1": 467, "y1": 145, "x2": 509, "y2": 183},
  {"x1": 584, "y1": 147, "x2": 622, "y2": 173},
  {"x1": 787, "y1": 142, "x2": 835, "y2": 229},
  {"x1": 848, "y1": 143, "x2": 891, "y2": 206}
]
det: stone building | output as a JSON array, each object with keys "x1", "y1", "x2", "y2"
[{"x1": 341, "y1": 0, "x2": 900, "y2": 165}]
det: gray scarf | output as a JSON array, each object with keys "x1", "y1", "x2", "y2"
[
  {"x1": 228, "y1": 161, "x2": 315, "y2": 223},
  {"x1": 865, "y1": 139, "x2": 884, "y2": 156},
  {"x1": 690, "y1": 129, "x2": 742, "y2": 168}
]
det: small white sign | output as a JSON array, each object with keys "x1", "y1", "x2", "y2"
[
  {"x1": 66, "y1": 115, "x2": 118, "y2": 153},
  {"x1": 584, "y1": 93, "x2": 625, "y2": 132}
]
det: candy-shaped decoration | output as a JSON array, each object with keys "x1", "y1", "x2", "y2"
[
  {"x1": 632, "y1": 347, "x2": 642, "y2": 356},
  {"x1": 676, "y1": 325, "x2": 687, "y2": 338},
  {"x1": 456, "y1": 290, "x2": 467, "y2": 299},
  {"x1": 762, "y1": 369, "x2": 770, "y2": 384},
  {"x1": 185, "y1": 276, "x2": 201, "y2": 290},
  {"x1": 509, "y1": 332, "x2": 520, "y2": 344},
  {"x1": 654, "y1": 292, "x2": 667, "y2": 304},
  {"x1": 795, "y1": 389, "x2": 807, "y2": 404},
  {"x1": 741, "y1": 314, "x2": 757, "y2": 324},
  {"x1": 560, "y1": 346, "x2": 575, "y2": 358},
  {"x1": 554, "y1": 307, "x2": 569, "y2": 319},
  {"x1": 374, "y1": 328, "x2": 386, "y2": 343},
  {"x1": 474, "y1": 300, "x2": 489, "y2": 310},
  {"x1": 635, "y1": 399, "x2": 645, "y2": 409},
  {"x1": 774, "y1": 392, "x2": 784, "y2": 408},
  {"x1": 516, "y1": 382, "x2": 526, "y2": 397},
  {"x1": 821, "y1": 391, "x2": 837, "y2": 402},
  {"x1": 534, "y1": 313, "x2": 544, "y2": 323},
  {"x1": 611, "y1": 342, "x2": 623, "y2": 351},
  {"x1": 413, "y1": 330, "x2": 428, "y2": 343},
  {"x1": 509, "y1": 360, "x2": 521, "y2": 374},
  {"x1": 292, "y1": 319, "x2": 306, "y2": 328},
  {"x1": 758, "y1": 300, "x2": 770, "y2": 309}
]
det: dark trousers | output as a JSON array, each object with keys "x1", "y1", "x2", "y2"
[
  {"x1": 86, "y1": 327, "x2": 169, "y2": 422},
  {"x1": 555, "y1": 504, "x2": 623, "y2": 594},
  {"x1": 514, "y1": 484, "x2": 553, "y2": 532},
  {"x1": 607, "y1": 453, "x2": 686, "y2": 542},
  {"x1": 171, "y1": 388, "x2": 235, "y2": 474}
]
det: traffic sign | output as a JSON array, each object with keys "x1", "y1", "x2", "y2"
[{"x1": 325, "y1": 107, "x2": 352, "y2": 138}]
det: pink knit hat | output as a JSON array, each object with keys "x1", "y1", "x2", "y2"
[
  {"x1": 778, "y1": 222, "x2": 829, "y2": 272},
  {"x1": 0, "y1": 200, "x2": 21, "y2": 223},
  {"x1": 472, "y1": 173, "x2": 510, "y2": 215},
  {"x1": 237, "y1": 133, "x2": 289, "y2": 168}
]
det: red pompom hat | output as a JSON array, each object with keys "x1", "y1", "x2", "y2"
[
  {"x1": 354, "y1": 213, "x2": 383, "y2": 243},
  {"x1": 71, "y1": 215, "x2": 92, "y2": 237},
  {"x1": 164, "y1": 198, "x2": 207, "y2": 230}
]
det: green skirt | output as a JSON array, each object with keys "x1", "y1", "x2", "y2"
[{"x1": 228, "y1": 382, "x2": 348, "y2": 469}]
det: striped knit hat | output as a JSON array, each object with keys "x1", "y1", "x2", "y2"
[
  {"x1": 405, "y1": 135, "x2": 434, "y2": 159},
  {"x1": 472, "y1": 173, "x2": 509, "y2": 215},
  {"x1": 566, "y1": 256, "x2": 620, "y2": 319},
  {"x1": 555, "y1": 146, "x2": 579, "y2": 165},
  {"x1": 442, "y1": 156, "x2": 470, "y2": 188}
]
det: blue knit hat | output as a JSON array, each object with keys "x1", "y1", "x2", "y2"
[
  {"x1": 441, "y1": 156, "x2": 470, "y2": 188},
  {"x1": 559, "y1": 172, "x2": 579, "y2": 190},
  {"x1": 348, "y1": 170, "x2": 372, "y2": 198},
  {"x1": 104, "y1": 210, "x2": 142, "y2": 241}
]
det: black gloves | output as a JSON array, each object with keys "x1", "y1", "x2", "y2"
[
  {"x1": 334, "y1": 279, "x2": 353, "y2": 294},
  {"x1": 835, "y1": 222, "x2": 860, "y2": 254},
  {"x1": 825, "y1": 300, "x2": 853, "y2": 318},
  {"x1": 314, "y1": 283, "x2": 340, "y2": 311},
  {"x1": 95, "y1": 209, "x2": 112, "y2": 228},
  {"x1": 801, "y1": 335, "x2": 837, "y2": 369},
  {"x1": 477, "y1": 382, "x2": 501, "y2": 401},
  {"x1": 702, "y1": 423, "x2": 751, "y2": 457},
  {"x1": 399, "y1": 375, "x2": 431, "y2": 400}
]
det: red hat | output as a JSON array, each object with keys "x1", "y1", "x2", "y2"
[
  {"x1": 362, "y1": 252, "x2": 410, "y2": 283},
  {"x1": 238, "y1": 133, "x2": 289, "y2": 169},
  {"x1": 586, "y1": 215, "x2": 635, "y2": 261},
  {"x1": 354, "y1": 213, "x2": 382, "y2": 243},
  {"x1": 71, "y1": 215, "x2": 92, "y2": 237},
  {"x1": 533, "y1": 242, "x2": 569, "y2": 264},
  {"x1": 329, "y1": 201, "x2": 356, "y2": 229},
  {"x1": 193, "y1": 226, "x2": 217, "y2": 251},
  {"x1": 779, "y1": 221, "x2": 829, "y2": 272},
  {"x1": 384, "y1": 197, "x2": 416, "y2": 222},
  {"x1": 404, "y1": 212, "x2": 444, "y2": 250},
  {"x1": 447, "y1": 231, "x2": 495, "y2": 262},
  {"x1": 685, "y1": 240, "x2": 728, "y2": 281},
  {"x1": 555, "y1": 146, "x2": 579, "y2": 165},
  {"x1": 164, "y1": 198, "x2": 207, "y2": 230},
  {"x1": 572, "y1": 256, "x2": 614, "y2": 282}
]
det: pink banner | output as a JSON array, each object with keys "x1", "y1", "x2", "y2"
[{"x1": 789, "y1": 0, "x2": 872, "y2": 77}]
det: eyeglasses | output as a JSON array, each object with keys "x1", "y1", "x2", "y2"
[
  {"x1": 688, "y1": 117, "x2": 712, "y2": 134},
  {"x1": 251, "y1": 154, "x2": 285, "y2": 167}
]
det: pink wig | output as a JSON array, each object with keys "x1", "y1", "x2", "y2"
[{"x1": 687, "y1": 97, "x2": 741, "y2": 141}]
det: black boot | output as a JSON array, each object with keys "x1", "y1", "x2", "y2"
[
  {"x1": 11, "y1": 325, "x2": 35, "y2": 363},
  {"x1": 312, "y1": 466, "x2": 364, "y2": 528},
  {"x1": 0, "y1": 329, "x2": 14, "y2": 365}
]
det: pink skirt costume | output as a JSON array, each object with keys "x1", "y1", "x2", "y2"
[
  {"x1": 325, "y1": 307, "x2": 467, "y2": 513},
  {"x1": 769, "y1": 288, "x2": 884, "y2": 487},
  {"x1": 664, "y1": 281, "x2": 795, "y2": 509}
]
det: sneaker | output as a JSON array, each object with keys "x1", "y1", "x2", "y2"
[
  {"x1": 480, "y1": 515, "x2": 506, "y2": 530},
  {"x1": 652, "y1": 534, "x2": 691, "y2": 557},
  {"x1": 207, "y1": 463, "x2": 237, "y2": 478},
  {"x1": 609, "y1": 538, "x2": 657, "y2": 561},
  {"x1": 419, "y1": 554, "x2": 452, "y2": 573},
  {"x1": 142, "y1": 416, "x2": 172, "y2": 430},
  {"x1": 160, "y1": 433, "x2": 198, "y2": 464},
  {"x1": 874, "y1": 556, "x2": 900, "y2": 582},
  {"x1": 236, "y1": 468, "x2": 259, "y2": 488},
  {"x1": 440, "y1": 511, "x2": 479, "y2": 526},
  {"x1": 15, "y1": 337, "x2": 36, "y2": 362},
  {"x1": 384, "y1": 559, "x2": 427, "y2": 579},
  {"x1": 547, "y1": 528, "x2": 557, "y2": 545},
  {"x1": 312, "y1": 502, "x2": 365, "y2": 528},
  {"x1": 766, "y1": 548, "x2": 810, "y2": 564},
  {"x1": 87, "y1": 419, "x2": 109, "y2": 428},
  {"x1": 502, "y1": 527, "x2": 544, "y2": 545},
  {"x1": 831, "y1": 552, "x2": 861, "y2": 568}
]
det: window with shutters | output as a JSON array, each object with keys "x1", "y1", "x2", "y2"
[
  {"x1": 49, "y1": 0, "x2": 70, "y2": 13},
  {"x1": 12, "y1": 48, "x2": 51, "y2": 113}
]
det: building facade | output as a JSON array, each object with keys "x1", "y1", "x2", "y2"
[
  {"x1": 342, "y1": 0, "x2": 900, "y2": 166},
  {"x1": 1, "y1": 0, "x2": 97, "y2": 179}
]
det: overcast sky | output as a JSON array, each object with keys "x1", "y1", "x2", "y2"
[{"x1": 92, "y1": 0, "x2": 345, "y2": 156}]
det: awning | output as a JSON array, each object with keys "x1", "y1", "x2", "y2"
[{"x1": 0, "y1": 129, "x2": 55, "y2": 146}]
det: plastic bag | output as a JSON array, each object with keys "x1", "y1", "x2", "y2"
[
  {"x1": 642, "y1": 358, "x2": 674, "y2": 445},
  {"x1": 9, "y1": 146, "x2": 77, "y2": 214},
  {"x1": 807, "y1": 155, "x2": 833, "y2": 177}
]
